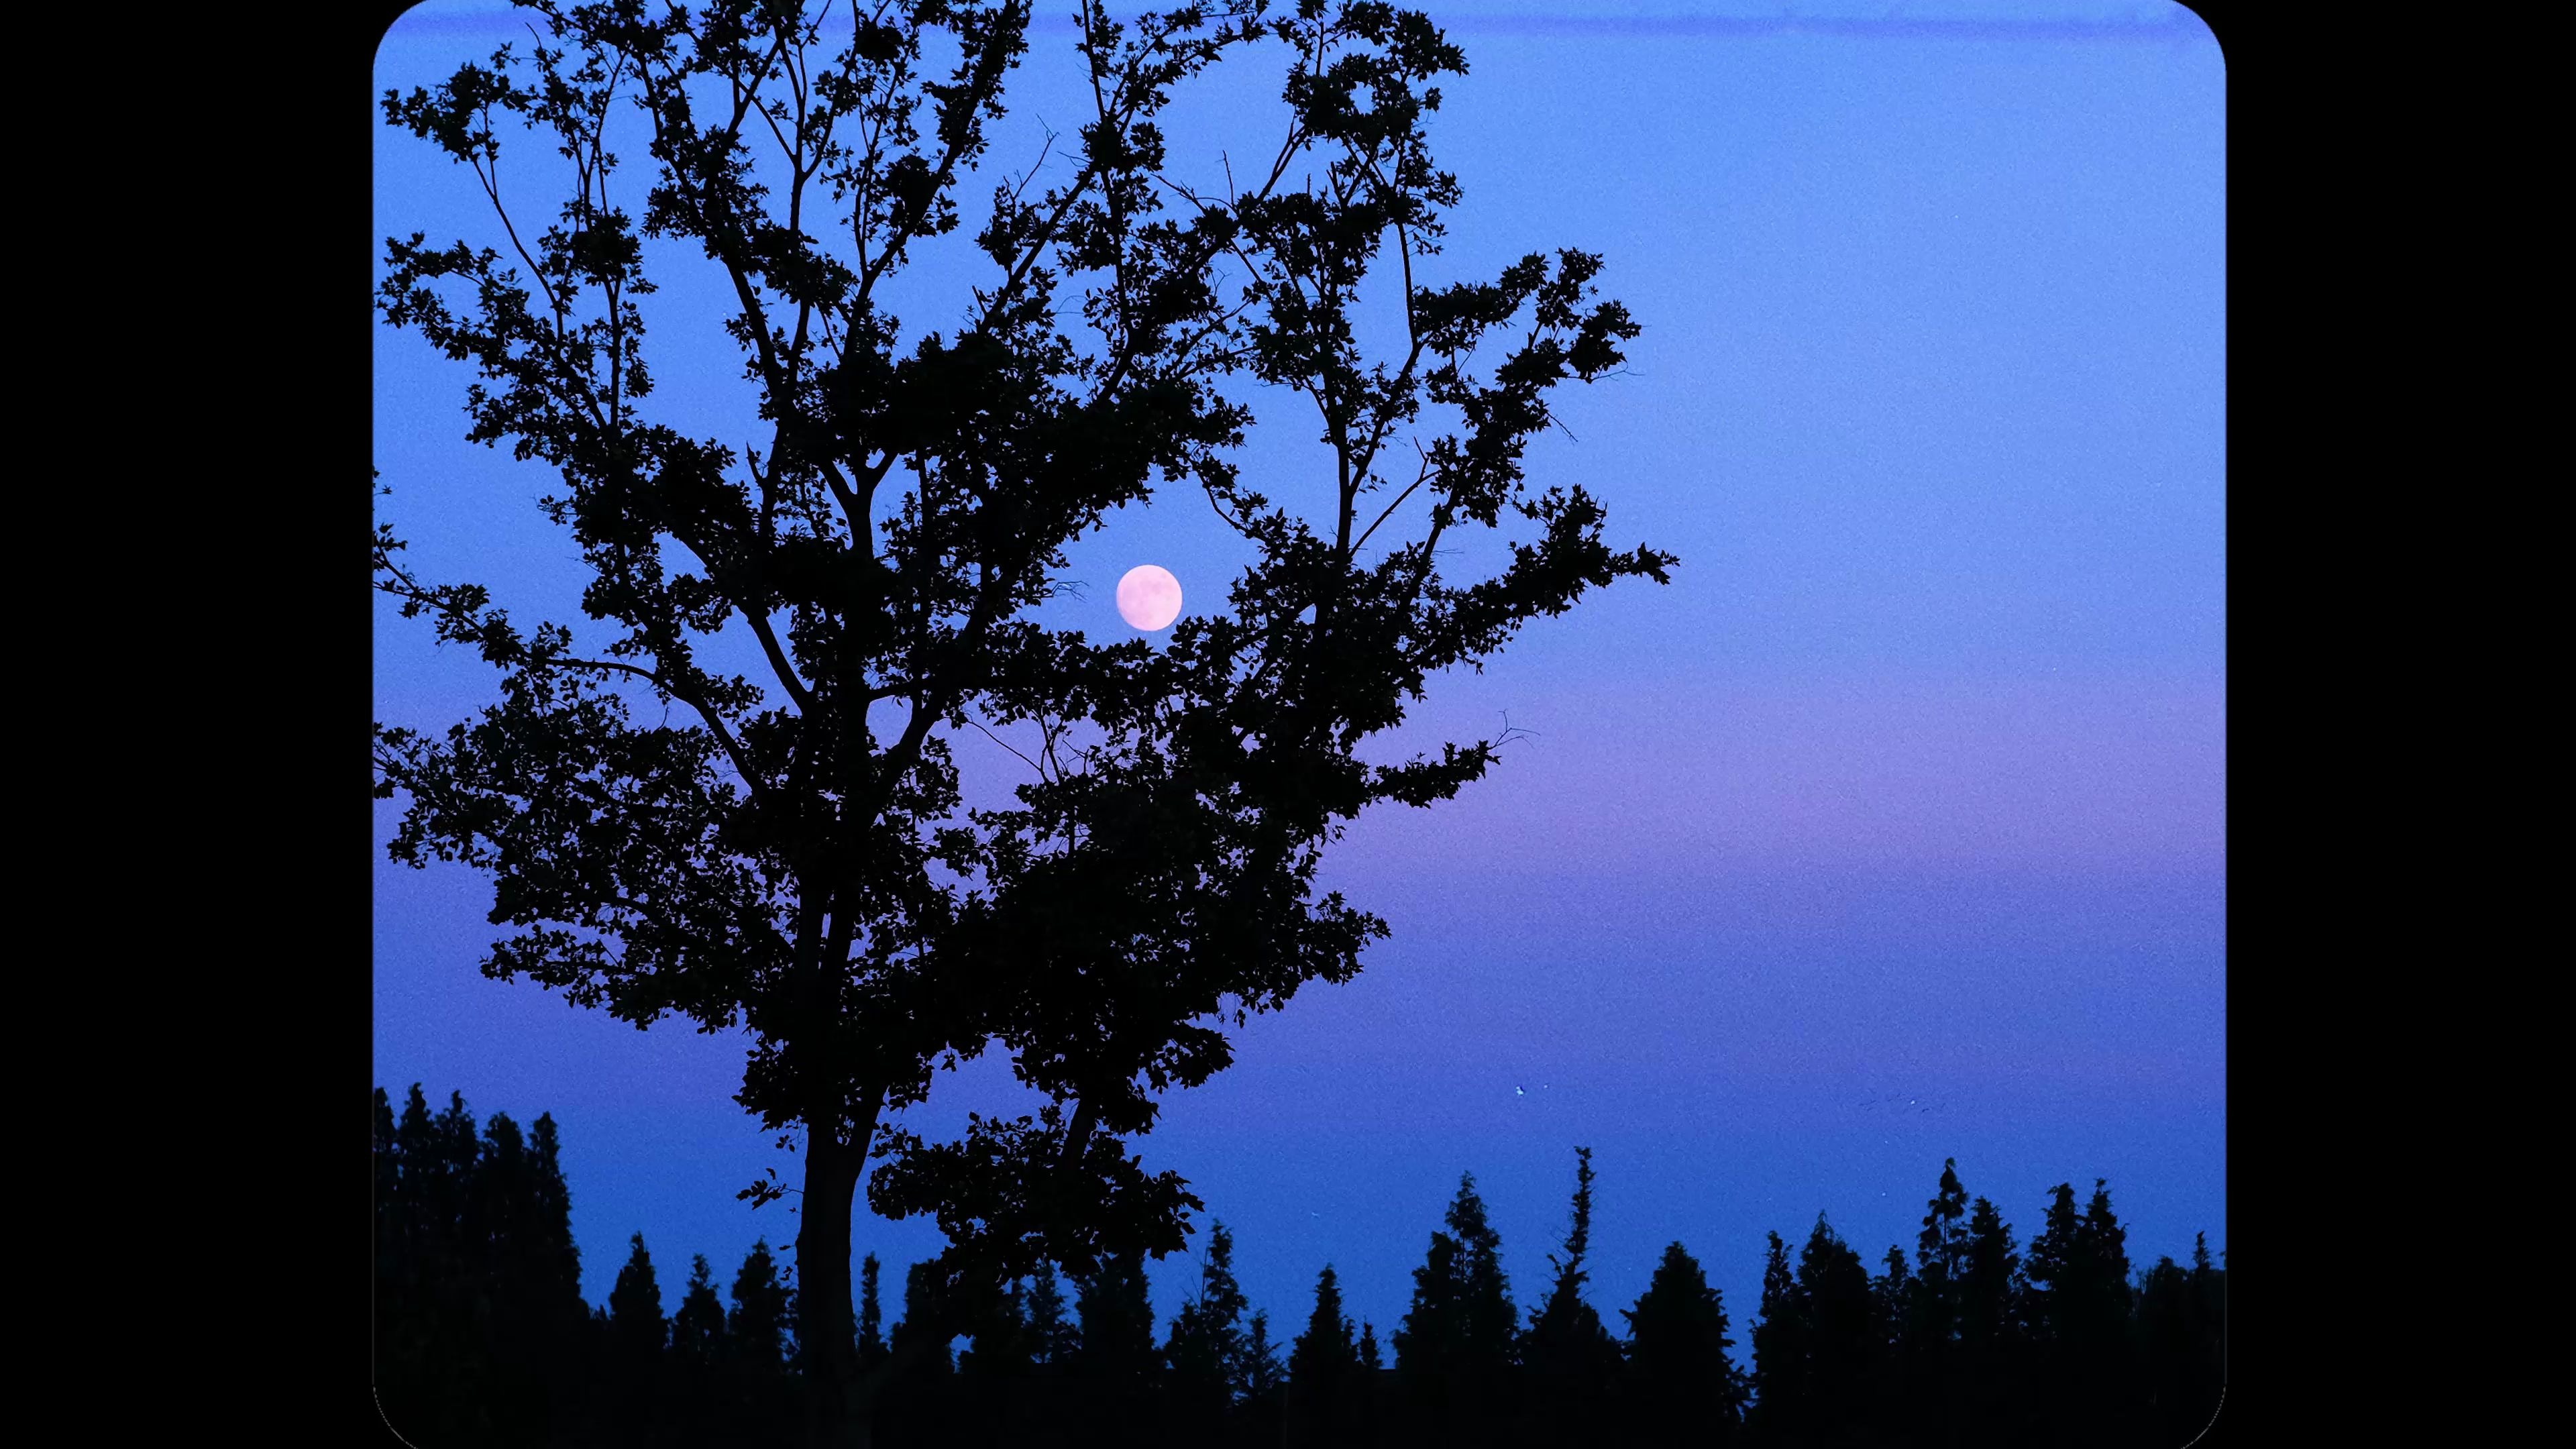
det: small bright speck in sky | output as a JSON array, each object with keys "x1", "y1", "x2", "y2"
[{"x1": 1116, "y1": 564, "x2": 1183, "y2": 632}]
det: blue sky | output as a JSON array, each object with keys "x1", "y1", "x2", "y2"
[{"x1": 374, "y1": 0, "x2": 2223, "y2": 1356}]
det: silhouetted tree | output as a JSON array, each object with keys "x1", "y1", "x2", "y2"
[
  {"x1": 994, "y1": 1262, "x2": 1084, "y2": 1449},
  {"x1": 377, "y1": 1085, "x2": 482, "y2": 1444},
  {"x1": 725, "y1": 1239, "x2": 797, "y2": 1443},
  {"x1": 374, "y1": 1087, "x2": 406, "y2": 1353},
  {"x1": 2021, "y1": 1180, "x2": 2137, "y2": 1445},
  {"x1": 475, "y1": 1110, "x2": 589, "y2": 1441},
  {"x1": 1953, "y1": 1195, "x2": 2025, "y2": 1446},
  {"x1": 1164, "y1": 1220, "x2": 1250, "y2": 1443},
  {"x1": 877, "y1": 1258, "x2": 962, "y2": 1444},
  {"x1": 1870, "y1": 1244, "x2": 1917, "y2": 1443},
  {"x1": 1352, "y1": 1318, "x2": 1388, "y2": 1442},
  {"x1": 2022, "y1": 1186, "x2": 2080, "y2": 1341},
  {"x1": 857, "y1": 1253, "x2": 889, "y2": 1373},
  {"x1": 1026, "y1": 1261, "x2": 1077, "y2": 1366},
  {"x1": 1799, "y1": 1215, "x2": 1882, "y2": 1447},
  {"x1": 607, "y1": 1232, "x2": 669, "y2": 1364},
  {"x1": 2077, "y1": 1180, "x2": 2138, "y2": 1445},
  {"x1": 372, "y1": 6, "x2": 1671, "y2": 1439},
  {"x1": 1904, "y1": 1159, "x2": 1972, "y2": 1444},
  {"x1": 2186, "y1": 1234, "x2": 2225, "y2": 1435},
  {"x1": 1073, "y1": 1249, "x2": 1161, "y2": 1442},
  {"x1": 1288, "y1": 1265, "x2": 1364, "y2": 1447},
  {"x1": 372, "y1": 1088, "x2": 590, "y2": 1446},
  {"x1": 672, "y1": 1253, "x2": 729, "y2": 1367},
  {"x1": 730, "y1": 1240, "x2": 796, "y2": 1371},
  {"x1": 1618, "y1": 1241, "x2": 1744, "y2": 1446},
  {"x1": 603, "y1": 1232, "x2": 667, "y2": 1440},
  {"x1": 1395, "y1": 1172, "x2": 1518, "y2": 1440},
  {"x1": 1240, "y1": 1309, "x2": 1287, "y2": 1442},
  {"x1": 1746, "y1": 1215, "x2": 1882, "y2": 1447},
  {"x1": 1523, "y1": 1146, "x2": 1620, "y2": 1442},
  {"x1": 1747, "y1": 1230, "x2": 1805, "y2": 1443},
  {"x1": 525, "y1": 1116, "x2": 586, "y2": 1309},
  {"x1": 2133, "y1": 1253, "x2": 2212, "y2": 1448},
  {"x1": 425, "y1": 1095, "x2": 497, "y2": 1439},
  {"x1": 663, "y1": 1252, "x2": 729, "y2": 1444},
  {"x1": 959, "y1": 1275, "x2": 1037, "y2": 1380},
  {"x1": 956, "y1": 1273, "x2": 1045, "y2": 1445}
]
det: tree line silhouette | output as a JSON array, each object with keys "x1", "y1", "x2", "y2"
[{"x1": 375, "y1": 1087, "x2": 2222, "y2": 1447}]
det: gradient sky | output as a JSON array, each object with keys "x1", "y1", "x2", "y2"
[{"x1": 373, "y1": 0, "x2": 2224, "y2": 1364}]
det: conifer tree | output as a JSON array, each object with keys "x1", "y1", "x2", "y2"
[
  {"x1": 2073, "y1": 1180, "x2": 2139, "y2": 1440},
  {"x1": 471, "y1": 1108, "x2": 537, "y2": 1417},
  {"x1": 525, "y1": 1115, "x2": 585, "y2": 1311},
  {"x1": 2080, "y1": 1181, "x2": 2133, "y2": 1324},
  {"x1": 1356, "y1": 1318, "x2": 1386, "y2": 1441},
  {"x1": 513, "y1": 1112, "x2": 595, "y2": 1438},
  {"x1": 956, "y1": 1274, "x2": 1042, "y2": 1444},
  {"x1": 1958, "y1": 1197, "x2": 2020, "y2": 1350},
  {"x1": 374, "y1": 1087, "x2": 405, "y2": 1299},
  {"x1": 1907, "y1": 1159, "x2": 1972, "y2": 1440},
  {"x1": 959, "y1": 1274, "x2": 1036, "y2": 1381},
  {"x1": 2182, "y1": 1232, "x2": 2226, "y2": 1442},
  {"x1": 2025, "y1": 1181, "x2": 2143, "y2": 1442},
  {"x1": 416, "y1": 1083, "x2": 488, "y2": 1437},
  {"x1": 608, "y1": 1232, "x2": 668, "y2": 1364},
  {"x1": 875, "y1": 1259, "x2": 961, "y2": 1446},
  {"x1": 1522, "y1": 1147, "x2": 1619, "y2": 1441},
  {"x1": 2023, "y1": 1181, "x2": 2084, "y2": 1444},
  {"x1": 1075, "y1": 1249, "x2": 1161, "y2": 1373},
  {"x1": 1795, "y1": 1214, "x2": 1880, "y2": 1446},
  {"x1": 1164, "y1": 1220, "x2": 1250, "y2": 1440},
  {"x1": 604, "y1": 1232, "x2": 669, "y2": 1440},
  {"x1": 728, "y1": 1239, "x2": 798, "y2": 1442},
  {"x1": 857, "y1": 1253, "x2": 888, "y2": 1371},
  {"x1": 672, "y1": 1254, "x2": 729, "y2": 1368},
  {"x1": 376, "y1": 1089, "x2": 448, "y2": 1435},
  {"x1": 2190, "y1": 1232, "x2": 2224, "y2": 1421},
  {"x1": 374, "y1": 1089, "x2": 593, "y2": 1445},
  {"x1": 1019, "y1": 1263, "x2": 1081, "y2": 1447},
  {"x1": 433, "y1": 1091, "x2": 479, "y2": 1248},
  {"x1": 2023, "y1": 1184, "x2": 2079, "y2": 1330},
  {"x1": 1394, "y1": 1173, "x2": 1517, "y2": 1439},
  {"x1": 731, "y1": 1240, "x2": 796, "y2": 1371},
  {"x1": 1919, "y1": 1160, "x2": 1972, "y2": 1289},
  {"x1": 890, "y1": 1259, "x2": 959, "y2": 1377},
  {"x1": 1955, "y1": 1195, "x2": 2024, "y2": 1444},
  {"x1": 1073, "y1": 1249, "x2": 1161, "y2": 1442},
  {"x1": 1026, "y1": 1261, "x2": 1077, "y2": 1366},
  {"x1": 1240, "y1": 1309, "x2": 1287, "y2": 1442},
  {"x1": 1618, "y1": 1241, "x2": 1743, "y2": 1446},
  {"x1": 1870, "y1": 1243, "x2": 1916, "y2": 1440},
  {"x1": 374, "y1": 1087, "x2": 427, "y2": 1426},
  {"x1": 2134, "y1": 1254, "x2": 2201, "y2": 1447},
  {"x1": 1288, "y1": 1265, "x2": 1363, "y2": 1448},
  {"x1": 1746, "y1": 1230, "x2": 1804, "y2": 1441}
]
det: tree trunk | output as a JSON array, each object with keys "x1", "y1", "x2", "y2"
[{"x1": 798, "y1": 1106, "x2": 875, "y2": 1448}]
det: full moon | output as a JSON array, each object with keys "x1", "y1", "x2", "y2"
[{"x1": 1115, "y1": 564, "x2": 1183, "y2": 632}]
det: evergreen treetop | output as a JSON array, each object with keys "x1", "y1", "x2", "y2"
[{"x1": 608, "y1": 1231, "x2": 667, "y2": 1356}]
